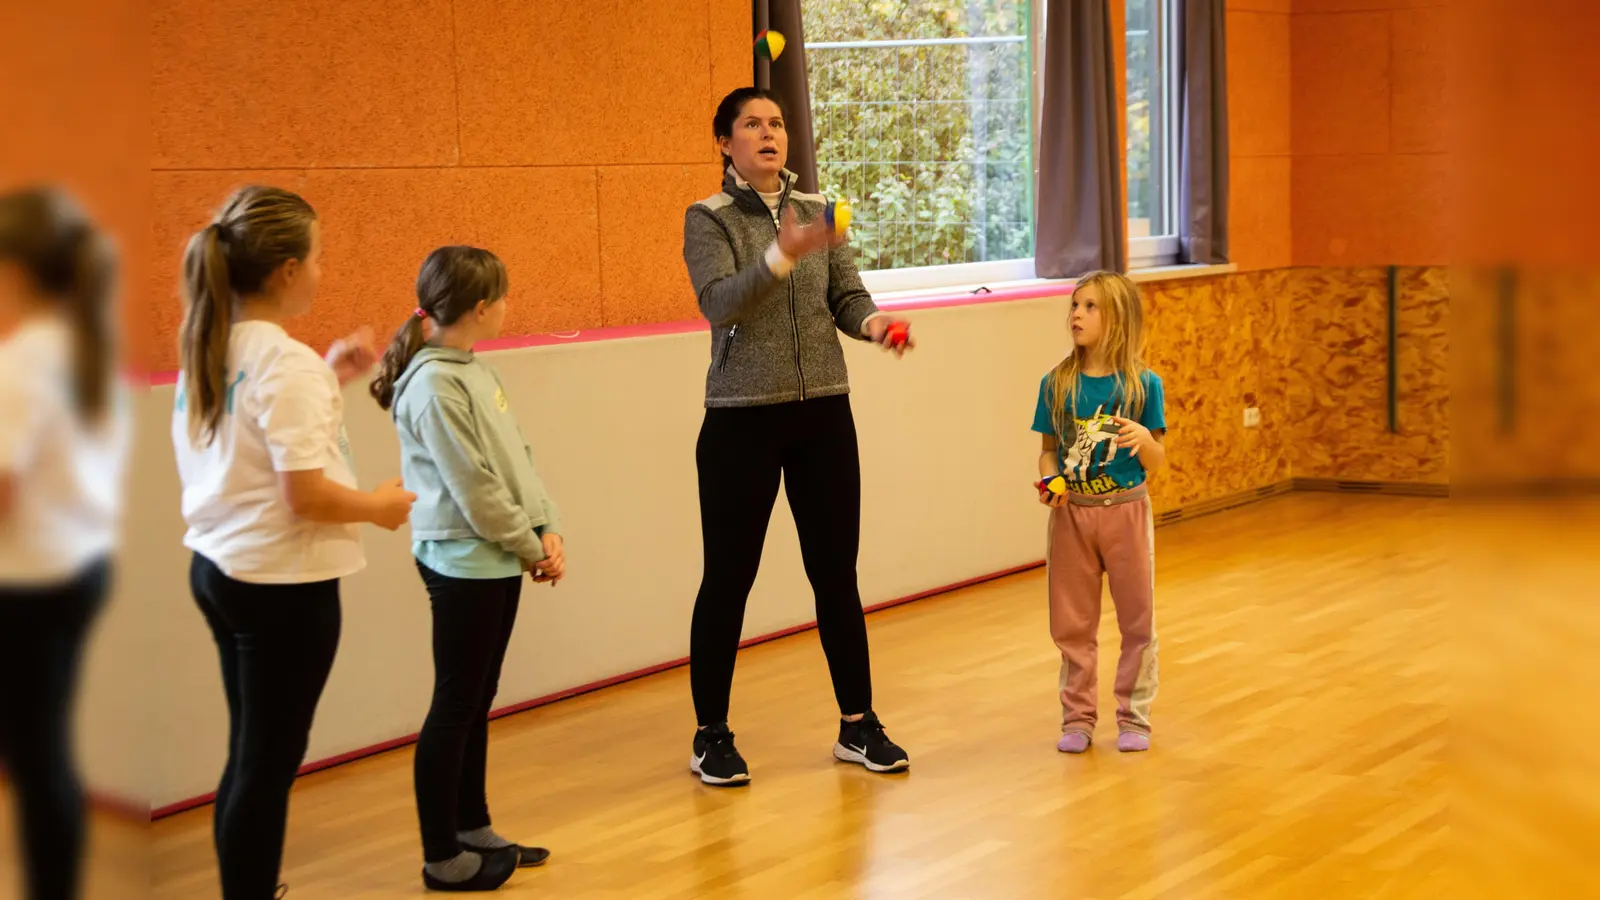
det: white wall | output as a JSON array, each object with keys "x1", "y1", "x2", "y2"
[{"x1": 86, "y1": 293, "x2": 1076, "y2": 810}]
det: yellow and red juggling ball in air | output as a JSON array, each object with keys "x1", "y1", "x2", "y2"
[{"x1": 754, "y1": 30, "x2": 786, "y2": 61}]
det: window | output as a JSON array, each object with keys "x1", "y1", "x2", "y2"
[
  {"x1": 1125, "y1": 0, "x2": 1181, "y2": 268},
  {"x1": 804, "y1": 0, "x2": 1035, "y2": 291}
]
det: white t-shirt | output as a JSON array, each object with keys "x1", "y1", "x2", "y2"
[
  {"x1": 0, "y1": 317, "x2": 128, "y2": 584},
  {"x1": 172, "y1": 320, "x2": 364, "y2": 584}
]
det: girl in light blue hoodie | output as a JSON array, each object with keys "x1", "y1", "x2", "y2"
[{"x1": 370, "y1": 246, "x2": 562, "y2": 893}]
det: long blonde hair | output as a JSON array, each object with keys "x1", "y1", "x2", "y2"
[
  {"x1": 179, "y1": 186, "x2": 317, "y2": 448},
  {"x1": 1047, "y1": 270, "x2": 1149, "y2": 444}
]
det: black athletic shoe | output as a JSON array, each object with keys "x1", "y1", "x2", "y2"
[
  {"x1": 421, "y1": 847, "x2": 518, "y2": 892},
  {"x1": 690, "y1": 722, "x2": 751, "y2": 786},
  {"x1": 833, "y1": 712, "x2": 910, "y2": 773}
]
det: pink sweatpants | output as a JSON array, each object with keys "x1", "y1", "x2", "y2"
[{"x1": 1046, "y1": 486, "x2": 1159, "y2": 736}]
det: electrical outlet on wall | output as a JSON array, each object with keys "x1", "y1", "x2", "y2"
[{"x1": 1243, "y1": 407, "x2": 1261, "y2": 428}]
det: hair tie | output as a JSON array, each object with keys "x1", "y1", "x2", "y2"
[
  {"x1": 207, "y1": 222, "x2": 229, "y2": 243},
  {"x1": 414, "y1": 307, "x2": 428, "y2": 319}
]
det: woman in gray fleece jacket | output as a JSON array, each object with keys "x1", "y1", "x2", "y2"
[
  {"x1": 369, "y1": 246, "x2": 559, "y2": 892},
  {"x1": 679, "y1": 87, "x2": 914, "y2": 787}
]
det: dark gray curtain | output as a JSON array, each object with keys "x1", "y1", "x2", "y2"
[
  {"x1": 754, "y1": 0, "x2": 819, "y2": 193},
  {"x1": 1178, "y1": 0, "x2": 1229, "y2": 264},
  {"x1": 1034, "y1": 0, "x2": 1126, "y2": 277}
]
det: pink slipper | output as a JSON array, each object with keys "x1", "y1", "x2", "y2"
[
  {"x1": 1056, "y1": 732, "x2": 1091, "y2": 753},
  {"x1": 1117, "y1": 732, "x2": 1150, "y2": 752}
]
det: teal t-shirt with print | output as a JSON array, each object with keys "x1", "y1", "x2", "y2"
[{"x1": 1030, "y1": 370, "x2": 1167, "y2": 496}]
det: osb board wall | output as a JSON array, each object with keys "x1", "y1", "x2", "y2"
[
  {"x1": 1137, "y1": 266, "x2": 1449, "y2": 517},
  {"x1": 1289, "y1": 267, "x2": 1449, "y2": 484},
  {"x1": 1142, "y1": 269, "x2": 1296, "y2": 512},
  {"x1": 1450, "y1": 268, "x2": 1598, "y2": 484}
]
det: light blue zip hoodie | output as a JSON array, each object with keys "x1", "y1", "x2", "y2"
[{"x1": 390, "y1": 346, "x2": 561, "y2": 568}]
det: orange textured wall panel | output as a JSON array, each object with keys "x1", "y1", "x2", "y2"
[
  {"x1": 453, "y1": 167, "x2": 605, "y2": 336},
  {"x1": 302, "y1": 169, "x2": 480, "y2": 351},
  {"x1": 1228, "y1": 0, "x2": 1292, "y2": 12},
  {"x1": 710, "y1": 0, "x2": 756, "y2": 106},
  {"x1": 150, "y1": 0, "x2": 459, "y2": 169},
  {"x1": 1288, "y1": 266, "x2": 1448, "y2": 483},
  {"x1": 1292, "y1": 154, "x2": 1391, "y2": 265},
  {"x1": 598, "y1": 164, "x2": 722, "y2": 327},
  {"x1": 1230, "y1": 156, "x2": 1293, "y2": 271},
  {"x1": 150, "y1": 168, "x2": 604, "y2": 369},
  {"x1": 1227, "y1": 11, "x2": 1292, "y2": 157},
  {"x1": 1291, "y1": 12, "x2": 1391, "y2": 156},
  {"x1": 453, "y1": 0, "x2": 717, "y2": 167},
  {"x1": 146, "y1": 0, "x2": 750, "y2": 369},
  {"x1": 6, "y1": 0, "x2": 148, "y2": 365},
  {"x1": 1388, "y1": 153, "x2": 1448, "y2": 265},
  {"x1": 1390, "y1": 6, "x2": 1449, "y2": 155},
  {"x1": 1226, "y1": 5, "x2": 1292, "y2": 272},
  {"x1": 1294, "y1": 0, "x2": 1443, "y2": 11}
]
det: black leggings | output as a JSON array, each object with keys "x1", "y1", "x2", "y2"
[
  {"x1": 0, "y1": 559, "x2": 109, "y2": 900},
  {"x1": 191, "y1": 554, "x2": 341, "y2": 900},
  {"x1": 413, "y1": 563, "x2": 521, "y2": 863},
  {"x1": 691, "y1": 394, "x2": 872, "y2": 726}
]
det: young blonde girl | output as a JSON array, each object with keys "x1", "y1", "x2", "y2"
[
  {"x1": 1030, "y1": 271, "x2": 1167, "y2": 754},
  {"x1": 172, "y1": 185, "x2": 416, "y2": 899},
  {"x1": 370, "y1": 246, "x2": 563, "y2": 892}
]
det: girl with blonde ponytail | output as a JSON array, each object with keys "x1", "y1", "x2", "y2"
[
  {"x1": 1030, "y1": 271, "x2": 1168, "y2": 755},
  {"x1": 171, "y1": 184, "x2": 416, "y2": 900}
]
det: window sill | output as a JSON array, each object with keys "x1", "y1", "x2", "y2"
[{"x1": 872, "y1": 261, "x2": 1237, "y2": 312}]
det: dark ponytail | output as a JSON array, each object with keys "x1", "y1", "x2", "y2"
[
  {"x1": 179, "y1": 186, "x2": 316, "y2": 447},
  {"x1": 370, "y1": 245, "x2": 508, "y2": 411},
  {"x1": 370, "y1": 314, "x2": 427, "y2": 411},
  {"x1": 0, "y1": 187, "x2": 116, "y2": 422}
]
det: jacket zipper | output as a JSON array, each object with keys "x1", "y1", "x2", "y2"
[
  {"x1": 773, "y1": 181, "x2": 806, "y2": 401},
  {"x1": 718, "y1": 326, "x2": 737, "y2": 371}
]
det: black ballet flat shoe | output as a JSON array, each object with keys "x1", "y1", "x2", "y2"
[
  {"x1": 463, "y1": 842, "x2": 549, "y2": 868},
  {"x1": 421, "y1": 846, "x2": 519, "y2": 892}
]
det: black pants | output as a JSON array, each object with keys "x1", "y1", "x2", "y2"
[
  {"x1": 691, "y1": 394, "x2": 872, "y2": 726},
  {"x1": 0, "y1": 559, "x2": 109, "y2": 900},
  {"x1": 190, "y1": 554, "x2": 341, "y2": 900},
  {"x1": 413, "y1": 563, "x2": 521, "y2": 863}
]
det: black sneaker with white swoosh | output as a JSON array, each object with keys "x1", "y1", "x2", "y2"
[
  {"x1": 690, "y1": 722, "x2": 751, "y2": 786},
  {"x1": 833, "y1": 712, "x2": 910, "y2": 772}
]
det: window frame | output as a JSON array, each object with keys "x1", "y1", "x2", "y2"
[
  {"x1": 813, "y1": 0, "x2": 1191, "y2": 297},
  {"x1": 807, "y1": 2, "x2": 1040, "y2": 289},
  {"x1": 1125, "y1": 0, "x2": 1183, "y2": 269}
]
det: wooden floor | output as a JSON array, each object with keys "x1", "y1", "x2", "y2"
[
  {"x1": 0, "y1": 802, "x2": 147, "y2": 900},
  {"x1": 143, "y1": 493, "x2": 1463, "y2": 899}
]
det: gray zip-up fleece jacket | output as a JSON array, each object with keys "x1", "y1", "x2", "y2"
[
  {"x1": 683, "y1": 167, "x2": 881, "y2": 408},
  {"x1": 390, "y1": 346, "x2": 561, "y2": 565}
]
